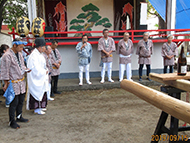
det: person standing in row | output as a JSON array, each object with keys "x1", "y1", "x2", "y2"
[
  {"x1": 76, "y1": 34, "x2": 93, "y2": 86},
  {"x1": 161, "y1": 34, "x2": 177, "y2": 73},
  {"x1": 0, "y1": 44, "x2": 10, "y2": 104},
  {"x1": 50, "y1": 40, "x2": 62, "y2": 96},
  {"x1": 98, "y1": 29, "x2": 116, "y2": 83},
  {"x1": 27, "y1": 37, "x2": 49, "y2": 115},
  {"x1": 136, "y1": 32, "x2": 153, "y2": 81},
  {"x1": 43, "y1": 45, "x2": 54, "y2": 101},
  {"x1": 117, "y1": 32, "x2": 134, "y2": 82},
  {"x1": 1, "y1": 38, "x2": 29, "y2": 129}
]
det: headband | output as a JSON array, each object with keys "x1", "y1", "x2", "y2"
[{"x1": 12, "y1": 41, "x2": 28, "y2": 46}]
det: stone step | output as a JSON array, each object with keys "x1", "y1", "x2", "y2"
[{"x1": 57, "y1": 76, "x2": 161, "y2": 92}]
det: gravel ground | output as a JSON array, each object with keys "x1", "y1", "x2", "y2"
[{"x1": 0, "y1": 87, "x2": 189, "y2": 143}]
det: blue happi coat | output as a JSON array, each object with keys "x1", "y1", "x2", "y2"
[{"x1": 76, "y1": 42, "x2": 93, "y2": 66}]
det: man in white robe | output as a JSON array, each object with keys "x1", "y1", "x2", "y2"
[{"x1": 26, "y1": 37, "x2": 49, "y2": 115}]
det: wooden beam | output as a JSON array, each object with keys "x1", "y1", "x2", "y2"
[
  {"x1": 120, "y1": 79, "x2": 190, "y2": 124},
  {"x1": 149, "y1": 73, "x2": 190, "y2": 92},
  {"x1": 150, "y1": 72, "x2": 190, "y2": 81}
]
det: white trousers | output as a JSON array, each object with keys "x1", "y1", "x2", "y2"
[
  {"x1": 79, "y1": 64, "x2": 90, "y2": 83},
  {"x1": 119, "y1": 63, "x2": 132, "y2": 81},
  {"x1": 101, "y1": 62, "x2": 112, "y2": 80},
  {"x1": 47, "y1": 83, "x2": 51, "y2": 99}
]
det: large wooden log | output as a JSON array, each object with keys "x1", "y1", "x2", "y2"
[
  {"x1": 120, "y1": 79, "x2": 190, "y2": 124},
  {"x1": 149, "y1": 73, "x2": 190, "y2": 92}
]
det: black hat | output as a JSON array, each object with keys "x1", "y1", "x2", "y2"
[{"x1": 35, "y1": 37, "x2": 46, "y2": 48}]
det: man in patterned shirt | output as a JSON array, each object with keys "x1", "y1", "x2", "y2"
[
  {"x1": 161, "y1": 34, "x2": 177, "y2": 73},
  {"x1": 43, "y1": 45, "x2": 54, "y2": 101},
  {"x1": 76, "y1": 34, "x2": 93, "y2": 86},
  {"x1": 1, "y1": 38, "x2": 30, "y2": 129},
  {"x1": 117, "y1": 32, "x2": 134, "y2": 81},
  {"x1": 136, "y1": 32, "x2": 154, "y2": 81},
  {"x1": 98, "y1": 29, "x2": 116, "y2": 83},
  {"x1": 50, "y1": 40, "x2": 62, "y2": 96}
]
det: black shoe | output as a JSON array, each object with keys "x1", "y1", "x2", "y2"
[
  {"x1": 51, "y1": 92, "x2": 55, "y2": 97},
  {"x1": 146, "y1": 78, "x2": 152, "y2": 81},
  {"x1": 10, "y1": 121, "x2": 20, "y2": 129},
  {"x1": 0, "y1": 101, "x2": 2, "y2": 103},
  {"x1": 54, "y1": 91, "x2": 61, "y2": 94},
  {"x1": 16, "y1": 117, "x2": 29, "y2": 123}
]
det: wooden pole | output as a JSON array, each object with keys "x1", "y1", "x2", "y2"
[{"x1": 120, "y1": 79, "x2": 190, "y2": 124}]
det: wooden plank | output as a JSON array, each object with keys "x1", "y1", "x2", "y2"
[
  {"x1": 120, "y1": 80, "x2": 190, "y2": 124},
  {"x1": 149, "y1": 72, "x2": 190, "y2": 81},
  {"x1": 150, "y1": 73, "x2": 190, "y2": 92}
]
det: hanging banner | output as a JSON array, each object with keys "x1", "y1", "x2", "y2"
[{"x1": 44, "y1": 0, "x2": 67, "y2": 34}]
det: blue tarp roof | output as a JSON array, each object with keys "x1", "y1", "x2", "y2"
[
  {"x1": 149, "y1": 0, "x2": 190, "y2": 29},
  {"x1": 148, "y1": 0, "x2": 166, "y2": 21},
  {"x1": 176, "y1": 0, "x2": 190, "y2": 29}
]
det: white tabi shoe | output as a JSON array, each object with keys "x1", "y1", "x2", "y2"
[
  {"x1": 100, "y1": 79, "x2": 105, "y2": 84},
  {"x1": 34, "y1": 109, "x2": 46, "y2": 115},
  {"x1": 79, "y1": 82, "x2": 83, "y2": 86},
  {"x1": 48, "y1": 97, "x2": 54, "y2": 101},
  {"x1": 87, "y1": 81, "x2": 92, "y2": 85},
  {"x1": 108, "y1": 79, "x2": 114, "y2": 83},
  {"x1": 41, "y1": 108, "x2": 47, "y2": 111}
]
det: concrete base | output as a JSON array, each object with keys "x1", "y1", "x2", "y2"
[
  {"x1": 57, "y1": 75, "x2": 161, "y2": 92},
  {"x1": 59, "y1": 69, "x2": 163, "y2": 79}
]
